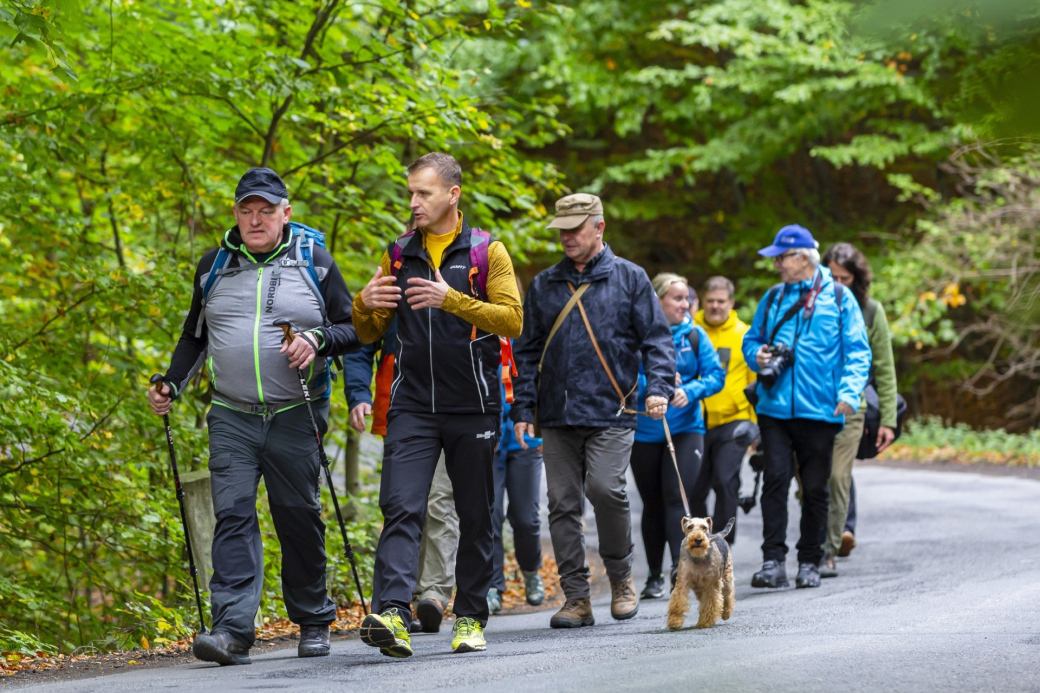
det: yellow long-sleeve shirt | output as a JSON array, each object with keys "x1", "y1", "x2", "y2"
[
  {"x1": 694, "y1": 308, "x2": 757, "y2": 429},
  {"x1": 352, "y1": 213, "x2": 523, "y2": 343}
]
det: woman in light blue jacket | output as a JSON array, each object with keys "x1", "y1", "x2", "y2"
[{"x1": 631, "y1": 273, "x2": 725, "y2": 599}]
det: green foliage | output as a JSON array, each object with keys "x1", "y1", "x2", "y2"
[
  {"x1": 893, "y1": 415, "x2": 1040, "y2": 466},
  {"x1": 478, "y1": 0, "x2": 970, "y2": 291},
  {"x1": 5, "y1": 0, "x2": 1040, "y2": 656},
  {"x1": 875, "y1": 144, "x2": 1040, "y2": 426},
  {"x1": 0, "y1": 0, "x2": 560, "y2": 653},
  {"x1": 0, "y1": 626, "x2": 59, "y2": 658}
]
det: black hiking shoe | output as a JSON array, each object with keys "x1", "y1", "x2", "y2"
[
  {"x1": 298, "y1": 624, "x2": 331, "y2": 658},
  {"x1": 751, "y1": 560, "x2": 789, "y2": 589},
  {"x1": 192, "y1": 630, "x2": 251, "y2": 666},
  {"x1": 641, "y1": 575, "x2": 665, "y2": 600},
  {"x1": 415, "y1": 597, "x2": 444, "y2": 634},
  {"x1": 796, "y1": 563, "x2": 821, "y2": 589}
]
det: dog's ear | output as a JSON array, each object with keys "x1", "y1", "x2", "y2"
[
  {"x1": 705, "y1": 517, "x2": 713, "y2": 533},
  {"x1": 681, "y1": 516, "x2": 693, "y2": 533}
]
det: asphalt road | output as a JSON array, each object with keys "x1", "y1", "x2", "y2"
[{"x1": 13, "y1": 464, "x2": 1040, "y2": 693}]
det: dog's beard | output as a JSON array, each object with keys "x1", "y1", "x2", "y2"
[{"x1": 685, "y1": 539, "x2": 710, "y2": 558}]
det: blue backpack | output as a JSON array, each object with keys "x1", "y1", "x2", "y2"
[
  {"x1": 196, "y1": 222, "x2": 340, "y2": 378},
  {"x1": 201, "y1": 222, "x2": 328, "y2": 322}
]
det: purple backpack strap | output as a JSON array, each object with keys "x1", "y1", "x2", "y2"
[
  {"x1": 468, "y1": 228, "x2": 491, "y2": 299},
  {"x1": 388, "y1": 230, "x2": 416, "y2": 278}
]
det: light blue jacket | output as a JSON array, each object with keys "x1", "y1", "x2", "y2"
[
  {"x1": 635, "y1": 315, "x2": 725, "y2": 442},
  {"x1": 741, "y1": 266, "x2": 871, "y2": 426},
  {"x1": 499, "y1": 369, "x2": 542, "y2": 468}
]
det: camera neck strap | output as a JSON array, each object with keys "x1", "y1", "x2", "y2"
[{"x1": 767, "y1": 270, "x2": 823, "y2": 345}]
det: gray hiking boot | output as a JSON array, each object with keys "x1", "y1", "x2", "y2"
[
  {"x1": 819, "y1": 552, "x2": 838, "y2": 579},
  {"x1": 487, "y1": 588, "x2": 503, "y2": 615},
  {"x1": 523, "y1": 570, "x2": 545, "y2": 606}
]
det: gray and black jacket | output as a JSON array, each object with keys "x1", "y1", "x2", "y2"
[{"x1": 164, "y1": 226, "x2": 360, "y2": 413}]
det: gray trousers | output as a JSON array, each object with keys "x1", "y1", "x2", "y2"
[
  {"x1": 541, "y1": 426, "x2": 635, "y2": 599},
  {"x1": 206, "y1": 402, "x2": 337, "y2": 647},
  {"x1": 413, "y1": 453, "x2": 458, "y2": 606}
]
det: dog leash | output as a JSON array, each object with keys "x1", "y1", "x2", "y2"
[
  {"x1": 560, "y1": 282, "x2": 691, "y2": 517},
  {"x1": 627, "y1": 408, "x2": 692, "y2": 518}
]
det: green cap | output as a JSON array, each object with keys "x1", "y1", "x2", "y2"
[{"x1": 547, "y1": 193, "x2": 603, "y2": 230}]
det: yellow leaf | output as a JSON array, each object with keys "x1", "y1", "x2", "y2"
[
  {"x1": 141, "y1": 636, "x2": 149, "y2": 649},
  {"x1": 426, "y1": 116, "x2": 437, "y2": 124},
  {"x1": 128, "y1": 659, "x2": 140, "y2": 665},
  {"x1": 408, "y1": 10, "x2": 419, "y2": 20},
  {"x1": 518, "y1": 0, "x2": 531, "y2": 6},
  {"x1": 483, "y1": 20, "x2": 491, "y2": 30}
]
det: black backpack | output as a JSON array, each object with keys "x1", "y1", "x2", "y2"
[{"x1": 857, "y1": 299, "x2": 908, "y2": 459}]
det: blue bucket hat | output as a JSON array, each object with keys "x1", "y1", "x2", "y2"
[{"x1": 758, "y1": 224, "x2": 818, "y2": 257}]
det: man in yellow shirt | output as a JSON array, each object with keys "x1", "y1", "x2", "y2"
[
  {"x1": 692, "y1": 276, "x2": 756, "y2": 544},
  {"x1": 352, "y1": 152, "x2": 523, "y2": 657}
]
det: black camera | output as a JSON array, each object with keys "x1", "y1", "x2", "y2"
[{"x1": 758, "y1": 343, "x2": 794, "y2": 390}]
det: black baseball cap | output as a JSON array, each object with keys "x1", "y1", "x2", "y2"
[{"x1": 235, "y1": 167, "x2": 289, "y2": 205}]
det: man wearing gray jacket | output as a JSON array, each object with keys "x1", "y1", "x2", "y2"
[{"x1": 148, "y1": 168, "x2": 361, "y2": 666}]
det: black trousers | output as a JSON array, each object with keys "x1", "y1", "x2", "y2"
[
  {"x1": 371, "y1": 411, "x2": 498, "y2": 626},
  {"x1": 758, "y1": 415, "x2": 840, "y2": 565},
  {"x1": 629, "y1": 433, "x2": 704, "y2": 576},
  {"x1": 691, "y1": 420, "x2": 746, "y2": 544}
]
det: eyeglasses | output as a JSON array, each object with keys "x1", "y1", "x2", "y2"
[{"x1": 774, "y1": 252, "x2": 800, "y2": 263}]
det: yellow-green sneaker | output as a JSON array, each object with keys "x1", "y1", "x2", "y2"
[
  {"x1": 360, "y1": 608, "x2": 412, "y2": 658},
  {"x1": 450, "y1": 617, "x2": 486, "y2": 653}
]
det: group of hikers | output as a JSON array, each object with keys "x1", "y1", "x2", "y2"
[{"x1": 147, "y1": 152, "x2": 901, "y2": 665}]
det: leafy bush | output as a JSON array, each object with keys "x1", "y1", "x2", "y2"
[{"x1": 887, "y1": 416, "x2": 1040, "y2": 466}]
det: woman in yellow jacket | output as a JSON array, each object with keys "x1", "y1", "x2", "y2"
[{"x1": 692, "y1": 276, "x2": 757, "y2": 544}]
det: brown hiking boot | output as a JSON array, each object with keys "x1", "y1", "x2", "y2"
[
  {"x1": 838, "y1": 530, "x2": 856, "y2": 557},
  {"x1": 549, "y1": 597, "x2": 594, "y2": 629},
  {"x1": 610, "y1": 576, "x2": 639, "y2": 620}
]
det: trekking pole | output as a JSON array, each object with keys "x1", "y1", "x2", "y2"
[
  {"x1": 274, "y1": 320, "x2": 369, "y2": 616},
  {"x1": 149, "y1": 374, "x2": 208, "y2": 635}
]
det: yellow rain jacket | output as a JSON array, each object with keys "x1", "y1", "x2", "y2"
[{"x1": 694, "y1": 309, "x2": 757, "y2": 429}]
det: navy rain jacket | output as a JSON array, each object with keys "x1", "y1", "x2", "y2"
[{"x1": 511, "y1": 245, "x2": 675, "y2": 430}]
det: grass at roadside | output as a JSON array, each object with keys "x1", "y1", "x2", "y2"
[{"x1": 884, "y1": 416, "x2": 1040, "y2": 467}]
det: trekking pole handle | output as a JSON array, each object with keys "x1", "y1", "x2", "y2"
[
  {"x1": 274, "y1": 319, "x2": 296, "y2": 344},
  {"x1": 150, "y1": 373, "x2": 172, "y2": 397}
]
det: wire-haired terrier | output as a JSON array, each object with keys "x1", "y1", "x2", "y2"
[{"x1": 667, "y1": 517, "x2": 735, "y2": 630}]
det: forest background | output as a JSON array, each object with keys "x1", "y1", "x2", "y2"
[{"x1": 3, "y1": 0, "x2": 1040, "y2": 655}]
